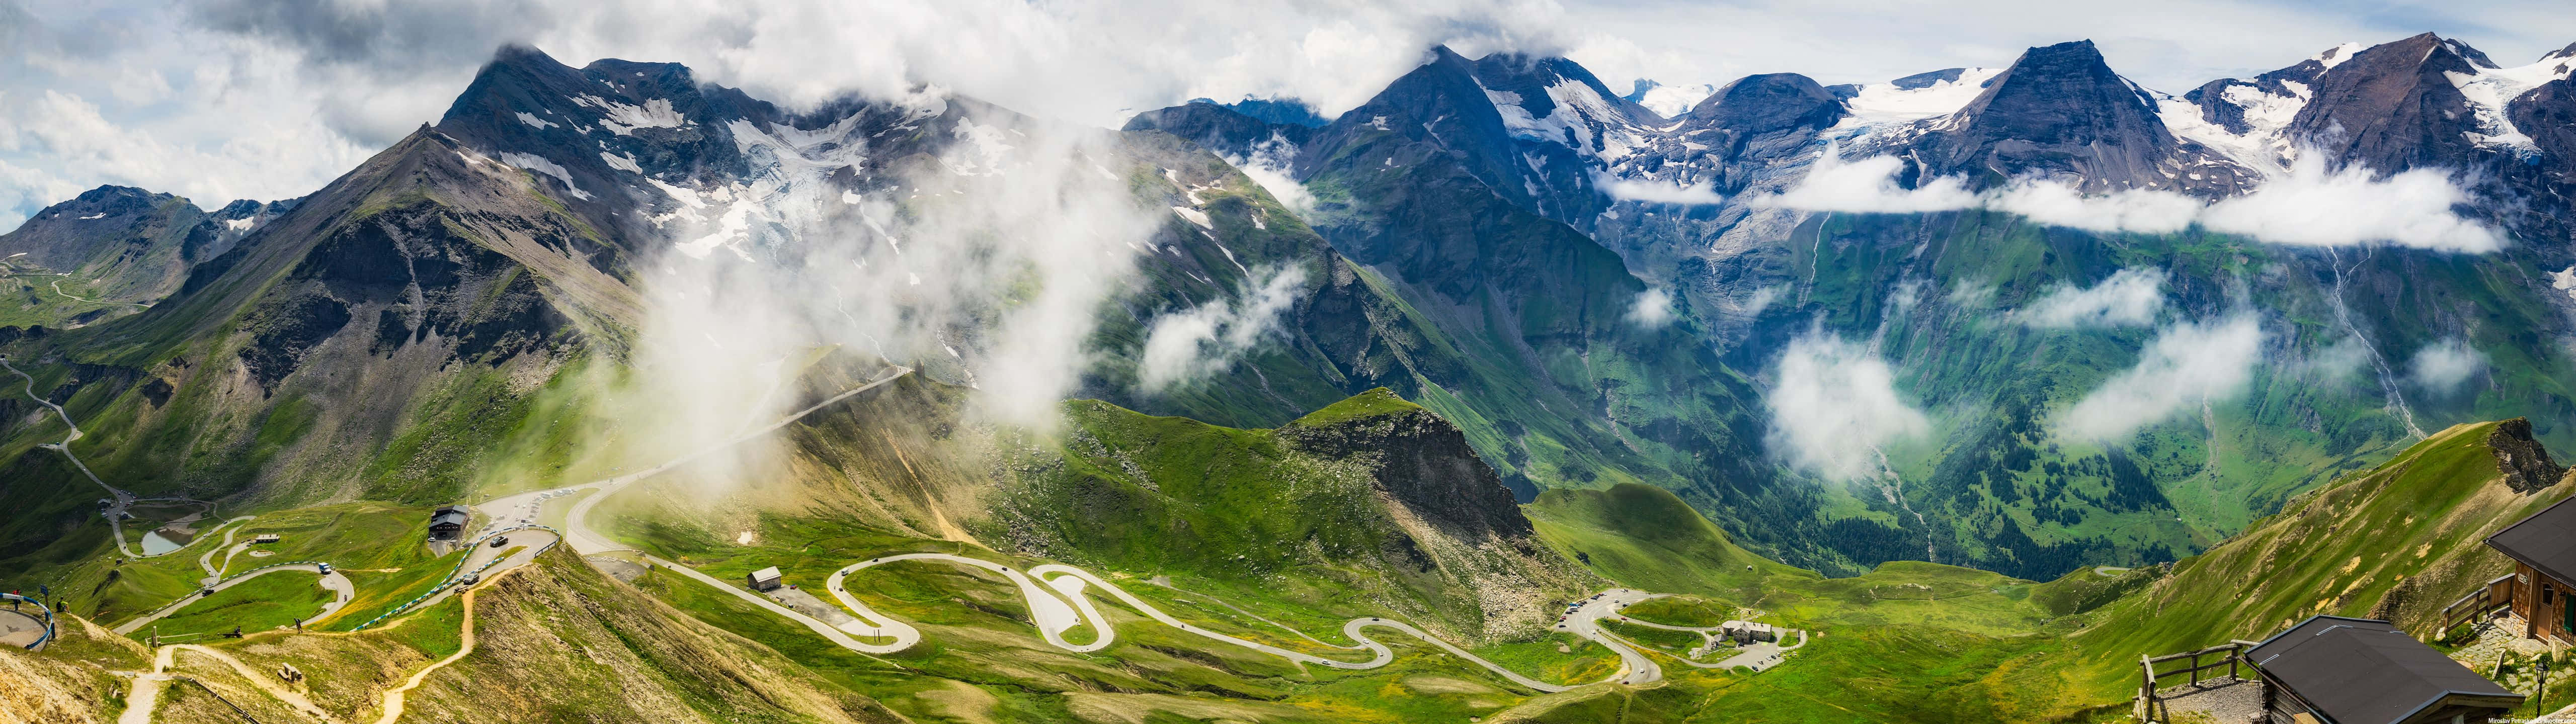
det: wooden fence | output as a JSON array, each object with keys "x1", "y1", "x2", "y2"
[
  {"x1": 2437, "y1": 573, "x2": 2518, "y2": 638},
  {"x1": 2136, "y1": 640, "x2": 2265, "y2": 722}
]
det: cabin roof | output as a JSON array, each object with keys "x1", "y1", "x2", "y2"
[
  {"x1": 2488, "y1": 494, "x2": 2576, "y2": 587},
  {"x1": 749, "y1": 566, "x2": 782, "y2": 581},
  {"x1": 429, "y1": 511, "x2": 470, "y2": 526},
  {"x1": 2249, "y1": 615, "x2": 2519, "y2": 724}
]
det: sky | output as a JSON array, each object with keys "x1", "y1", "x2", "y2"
[{"x1": 3, "y1": 0, "x2": 2572, "y2": 230}]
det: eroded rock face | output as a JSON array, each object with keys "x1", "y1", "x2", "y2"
[
  {"x1": 1280, "y1": 403, "x2": 1536, "y2": 542},
  {"x1": 1686, "y1": 73, "x2": 1846, "y2": 141},
  {"x1": 2286, "y1": 32, "x2": 2491, "y2": 173},
  {"x1": 1921, "y1": 40, "x2": 2255, "y2": 194},
  {"x1": 2489, "y1": 417, "x2": 2567, "y2": 494}
]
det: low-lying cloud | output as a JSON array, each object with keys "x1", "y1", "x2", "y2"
[
  {"x1": 2014, "y1": 267, "x2": 2166, "y2": 328},
  {"x1": 1592, "y1": 170, "x2": 1725, "y2": 205},
  {"x1": 1626, "y1": 287, "x2": 1675, "y2": 328},
  {"x1": 2057, "y1": 315, "x2": 2265, "y2": 442},
  {"x1": 2199, "y1": 156, "x2": 2502, "y2": 253},
  {"x1": 2406, "y1": 337, "x2": 2486, "y2": 395},
  {"x1": 1222, "y1": 133, "x2": 1313, "y2": 215},
  {"x1": 1767, "y1": 333, "x2": 1931, "y2": 482},
  {"x1": 1751, "y1": 142, "x2": 1975, "y2": 213},
  {"x1": 1755, "y1": 147, "x2": 2504, "y2": 252},
  {"x1": 1138, "y1": 264, "x2": 1310, "y2": 394}
]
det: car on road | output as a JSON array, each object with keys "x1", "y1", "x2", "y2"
[
  {"x1": 490, "y1": 535, "x2": 511, "y2": 548},
  {"x1": 316, "y1": 563, "x2": 332, "y2": 574},
  {"x1": 460, "y1": 573, "x2": 480, "y2": 585}
]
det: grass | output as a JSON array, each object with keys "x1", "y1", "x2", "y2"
[{"x1": 133, "y1": 570, "x2": 333, "y2": 641}]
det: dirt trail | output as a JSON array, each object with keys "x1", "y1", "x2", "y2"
[{"x1": 370, "y1": 564, "x2": 519, "y2": 724}]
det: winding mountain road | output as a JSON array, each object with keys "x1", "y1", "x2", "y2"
[
  {"x1": 5, "y1": 354, "x2": 209, "y2": 560},
  {"x1": 113, "y1": 563, "x2": 354, "y2": 636}
]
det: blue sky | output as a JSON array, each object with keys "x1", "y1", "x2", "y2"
[{"x1": 3, "y1": 0, "x2": 2570, "y2": 229}]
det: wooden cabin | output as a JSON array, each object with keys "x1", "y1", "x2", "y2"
[
  {"x1": 2247, "y1": 615, "x2": 2520, "y2": 724},
  {"x1": 747, "y1": 567, "x2": 784, "y2": 592},
  {"x1": 428, "y1": 505, "x2": 470, "y2": 541},
  {"x1": 2485, "y1": 494, "x2": 2576, "y2": 642}
]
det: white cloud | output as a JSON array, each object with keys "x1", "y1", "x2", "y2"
[
  {"x1": 1985, "y1": 182, "x2": 2201, "y2": 234},
  {"x1": 1767, "y1": 333, "x2": 1931, "y2": 482},
  {"x1": 1137, "y1": 264, "x2": 1310, "y2": 394},
  {"x1": 2407, "y1": 337, "x2": 2486, "y2": 395},
  {"x1": 2199, "y1": 155, "x2": 2502, "y2": 253},
  {"x1": 1591, "y1": 170, "x2": 1724, "y2": 205},
  {"x1": 1742, "y1": 284, "x2": 1788, "y2": 316},
  {"x1": 1222, "y1": 133, "x2": 1313, "y2": 214},
  {"x1": 1751, "y1": 141, "x2": 1976, "y2": 213},
  {"x1": 2057, "y1": 315, "x2": 2265, "y2": 442},
  {"x1": 2015, "y1": 267, "x2": 2166, "y2": 328},
  {"x1": 1757, "y1": 146, "x2": 2503, "y2": 252},
  {"x1": 1626, "y1": 287, "x2": 1674, "y2": 328}
]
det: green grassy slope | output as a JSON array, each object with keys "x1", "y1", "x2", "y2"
[{"x1": 2060, "y1": 418, "x2": 2573, "y2": 692}]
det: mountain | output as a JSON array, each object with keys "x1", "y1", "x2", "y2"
[
  {"x1": 0, "y1": 186, "x2": 293, "y2": 328},
  {"x1": 1913, "y1": 40, "x2": 2259, "y2": 193},
  {"x1": 1110, "y1": 30, "x2": 2576, "y2": 584},
  {"x1": 12, "y1": 26, "x2": 2576, "y2": 723},
  {"x1": 1622, "y1": 79, "x2": 1718, "y2": 119}
]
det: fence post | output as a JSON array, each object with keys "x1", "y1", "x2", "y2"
[
  {"x1": 2189, "y1": 650, "x2": 2200, "y2": 686},
  {"x1": 2140, "y1": 654, "x2": 2156, "y2": 722},
  {"x1": 2229, "y1": 644, "x2": 2239, "y2": 681}
]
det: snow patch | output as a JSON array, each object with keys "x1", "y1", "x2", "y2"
[
  {"x1": 1835, "y1": 68, "x2": 2003, "y2": 129},
  {"x1": 572, "y1": 95, "x2": 687, "y2": 136},
  {"x1": 516, "y1": 112, "x2": 558, "y2": 130},
  {"x1": 1170, "y1": 206, "x2": 1213, "y2": 230},
  {"x1": 76, "y1": 213, "x2": 104, "y2": 220},
  {"x1": 498, "y1": 152, "x2": 593, "y2": 200},
  {"x1": 1632, "y1": 82, "x2": 1717, "y2": 118},
  {"x1": 600, "y1": 150, "x2": 643, "y2": 173}
]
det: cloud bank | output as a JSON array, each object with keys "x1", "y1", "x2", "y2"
[
  {"x1": 1626, "y1": 287, "x2": 1675, "y2": 328},
  {"x1": 2056, "y1": 315, "x2": 2265, "y2": 442},
  {"x1": 1767, "y1": 333, "x2": 1931, "y2": 482},
  {"x1": 1223, "y1": 133, "x2": 1314, "y2": 215},
  {"x1": 1756, "y1": 148, "x2": 2504, "y2": 252},
  {"x1": 2407, "y1": 337, "x2": 2486, "y2": 395},
  {"x1": 1138, "y1": 264, "x2": 1310, "y2": 393},
  {"x1": 1592, "y1": 170, "x2": 1726, "y2": 205},
  {"x1": 2015, "y1": 267, "x2": 2166, "y2": 328},
  {"x1": 1751, "y1": 142, "x2": 1976, "y2": 213},
  {"x1": 619, "y1": 107, "x2": 1164, "y2": 487},
  {"x1": 2199, "y1": 156, "x2": 2503, "y2": 253}
]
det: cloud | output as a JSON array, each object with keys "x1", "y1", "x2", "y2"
[
  {"x1": 2406, "y1": 337, "x2": 2486, "y2": 395},
  {"x1": 1625, "y1": 287, "x2": 1674, "y2": 328},
  {"x1": 2057, "y1": 315, "x2": 2265, "y2": 442},
  {"x1": 3, "y1": 0, "x2": 1579, "y2": 227},
  {"x1": 2199, "y1": 155, "x2": 2502, "y2": 253},
  {"x1": 1756, "y1": 146, "x2": 2503, "y2": 252},
  {"x1": 1591, "y1": 170, "x2": 1724, "y2": 205},
  {"x1": 614, "y1": 104, "x2": 1166, "y2": 488},
  {"x1": 1750, "y1": 141, "x2": 1977, "y2": 213},
  {"x1": 2014, "y1": 267, "x2": 2166, "y2": 328},
  {"x1": 1742, "y1": 284, "x2": 1788, "y2": 316},
  {"x1": 1222, "y1": 133, "x2": 1313, "y2": 214},
  {"x1": 1767, "y1": 333, "x2": 1931, "y2": 482},
  {"x1": 1984, "y1": 182, "x2": 2200, "y2": 234},
  {"x1": 1137, "y1": 264, "x2": 1310, "y2": 394}
]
